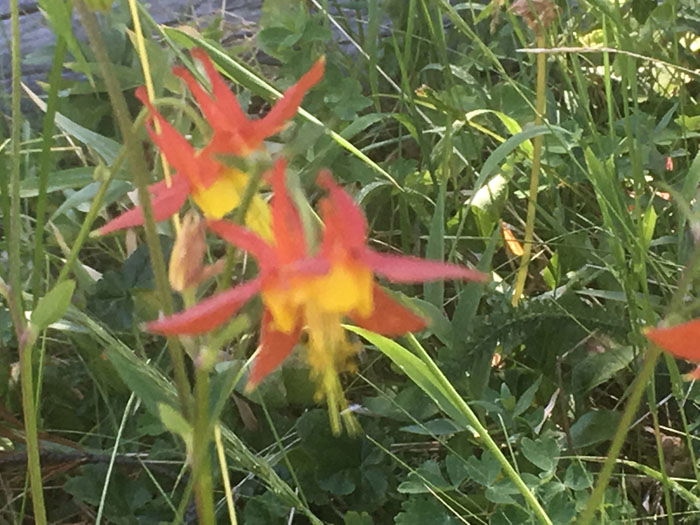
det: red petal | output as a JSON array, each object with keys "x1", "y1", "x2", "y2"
[
  {"x1": 253, "y1": 56, "x2": 325, "y2": 142},
  {"x1": 247, "y1": 309, "x2": 302, "y2": 387},
  {"x1": 351, "y1": 285, "x2": 427, "y2": 336},
  {"x1": 175, "y1": 50, "x2": 252, "y2": 156},
  {"x1": 147, "y1": 278, "x2": 261, "y2": 335},
  {"x1": 268, "y1": 159, "x2": 307, "y2": 262},
  {"x1": 286, "y1": 256, "x2": 330, "y2": 278},
  {"x1": 645, "y1": 320, "x2": 700, "y2": 361},
  {"x1": 208, "y1": 219, "x2": 276, "y2": 268},
  {"x1": 363, "y1": 250, "x2": 489, "y2": 284},
  {"x1": 317, "y1": 170, "x2": 367, "y2": 252},
  {"x1": 98, "y1": 174, "x2": 190, "y2": 235},
  {"x1": 135, "y1": 87, "x2": 220, "y2": 188}
]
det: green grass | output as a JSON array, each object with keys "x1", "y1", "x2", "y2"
[{"x1": 0, "y1": 0, "x2": 699, "y2": 523}]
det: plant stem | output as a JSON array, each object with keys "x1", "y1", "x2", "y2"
[
  {"x1": 9, "y1": 0, "x2": 47, "y2": 521},
  {"x1": 577, "y1": 346, "x2": 661, "y2": 525},
  {"x1": 405, "y1": 334, "x2": 552, "y2": 525},
  {"x1": 512, "y1": 31, "x2": 546, "y2": 306},
  {"x1": 31, "y1": 37, "x2": 67, "y2": 307},
  {"x1": 75, "y1": 1, "x2": 192, "y2": 418},
  {"x1": 193, "y1": 364, "x2": 215, "y2": 524},
  {"x1": 215, "y1": 424, "x2": 238, "y2": 525}
]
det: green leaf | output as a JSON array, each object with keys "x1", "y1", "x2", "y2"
[
  {"x1": 411, "y1": 298, "x2": 453, "y2": 346},
  {"x1": 521, "y1": 436, "x2": 559, "y2": 472},
  {"x1": 570, "y1": 410, "x2": 621, "y2": 448},
  {"x1": 478, "y1": 125, "x2": 569, "y2": 186},
  {"x1": 20, "y1": 168, "x2": 95, "y2": 198},
  {"x1": 470, "y1": 173, "x2": 509, "y2": 230},
  {"x1": 424, "y1": 180, "x2": 446, "y2": 307},
  {"x1": 445, "y1": 453, "x2": 471, "y2": 487},
  {"x1": 513, "y1": 376, "x2": 542, "y2": 417},
  {"x1": 398, "y1": 460, "x2": 451, "y2": 494},
  {"x1": 344, "y1": 511, "x2": 373, "y2": 525},
  {"x1": 345, "y1": 326, "x2": 470, "y2": 429},
  {"x1": 23, "y1": 85, "x2": 121, "y2": 164},
  {"x1": 157, "y1": 402, "x2": 192, "y2": 450},
  {"x1": 572, "y1": 346, "x2": 635, "y2": 394},
  {"x1": 31, "y1": 280, "x2": 75, "y2": 331},
  {"x1": 395, "y1": 496, "x2": 460, "y2": 525},
  {"x1": 564, "y1": 462, "x2": 593, "y2": 491},
  {"x1": 400, "y1": 418, "x2": 462, "y2": 436},
  {"x1": 464, "y1": 451, "x2": 501, "y2": 486}
]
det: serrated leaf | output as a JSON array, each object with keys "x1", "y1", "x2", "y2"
[{"x1": 31, "y1": 280, "x2": 75, "y2": 331}]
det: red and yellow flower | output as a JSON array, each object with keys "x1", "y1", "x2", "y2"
[
  {"x1": 148, "y1": 159, "x2": 488, "y2": 432},
  {"x1": 98, "y1": 49, "x2": 324, "y2": 237}
]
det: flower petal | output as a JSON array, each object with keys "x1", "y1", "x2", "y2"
[
  {"x1": 175, "y1": 49, "x2": 252, "y2": 155},
  {"x1": 253, "y1": 56, "x2": 325, "y2": 142},
  {"x1": 351, "y1": 285, "x2": 427, "y2": 336},
  {"x1": 208, "y1": 219, "x2": 277, "y2": 268},
  {"x1": 268, "y1": 159, "x2": 307, "y2": 262},
  {"x1": 363, "y1": 250, "x2": 488, "y2": 284},
  {"x1": 317, "y1": 170, "x2": 367, "y2": 252},
  {"x1": 147, "y1": 278, "x2": 261, "y2": 335},
  {"x1": 645, "y1": 320, "x2": 700, "y2": 362},
  {"x1": 98, "y1": 174, "x2": 190, "y2": 235},
  {"x1": 247, "y1": 309, "x2": 302, "y2": 388}
]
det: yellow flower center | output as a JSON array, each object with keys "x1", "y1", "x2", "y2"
[
  {"x1": 304, "y1": 302, "x2": 362, "y2": 435},
  {"x1": 260, "y1": 259, "x2": 373, "y2": 434},
  {"x1": 307, "y1": 261, "x2": 374, "y2": 317},
  {"x1": 192, "y1": 168, "x2": 272, "y2": 240}
]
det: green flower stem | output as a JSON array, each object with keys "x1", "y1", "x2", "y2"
[
  {"x1": 512, "y1": 31, "x2": 547, "y2": 306},
  {"x1": 8, "y1": 0, "x2": 47, "y2": 521},
  {"x1": 193, "y1": 363, "x2": 215, "y2": 524},
  {"x1": 219, "y1": 166, "x2": 266, "y2": 288},
  {"x1": 75, "y1": 1, "x2": 192, "y2": 418},
  {"x1": 31, "y1": 37, "x2": 67, "y2": 306},
  {"x1": 577, "y1": 346, "x2": 661, "y2": 524},
  {"x1": 405, "y1": 334, "x2": 552, "y2": 525}
]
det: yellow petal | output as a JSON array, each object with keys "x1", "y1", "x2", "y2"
[
  {"x1": 192, "y1": 169, "x2": 273, "y2": 240},
  {"x1": 192, "y1": 169, "x2": 246, "y2": 219},
  {"x1": 310, "y1": 262, "x2": 374, "y2": 317}
]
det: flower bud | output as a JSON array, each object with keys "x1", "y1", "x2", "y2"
[
  {"x1": 169, "y1": 211, "x2": 224, "y2": 292},
  {"x1": 510, "y1": 0, "x2": 558, "y2": 32}
]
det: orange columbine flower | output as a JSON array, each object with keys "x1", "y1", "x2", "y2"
[
  {"x1": 645, "y1": 320, "x2": 700, "y2": 362},
  {"x1": 148, "y1": 160, "x2": 488, "y2": 432},
  {"x1": 98, "y1": 49, "x2": 324, "y2": 236}
]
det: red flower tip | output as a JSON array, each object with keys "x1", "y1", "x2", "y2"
[
  {"x1": 645, "y1": 319, "x2": 700, "y2": 362},
  {"x1": 316, "y1": 169, "x2": 334, "y2": 190},
  {"x1": 134, "y1": 85, "x2": 151, "y2": 108},
  {"x1": 317, "y1": 170, "x2": 368, "y2": 250},
  {"x1": 190, "y1": 47, "x2": 209, "y2": 62},
  {"x1": 268, "y1": 157, "x2": 288, "y2": 189}
]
